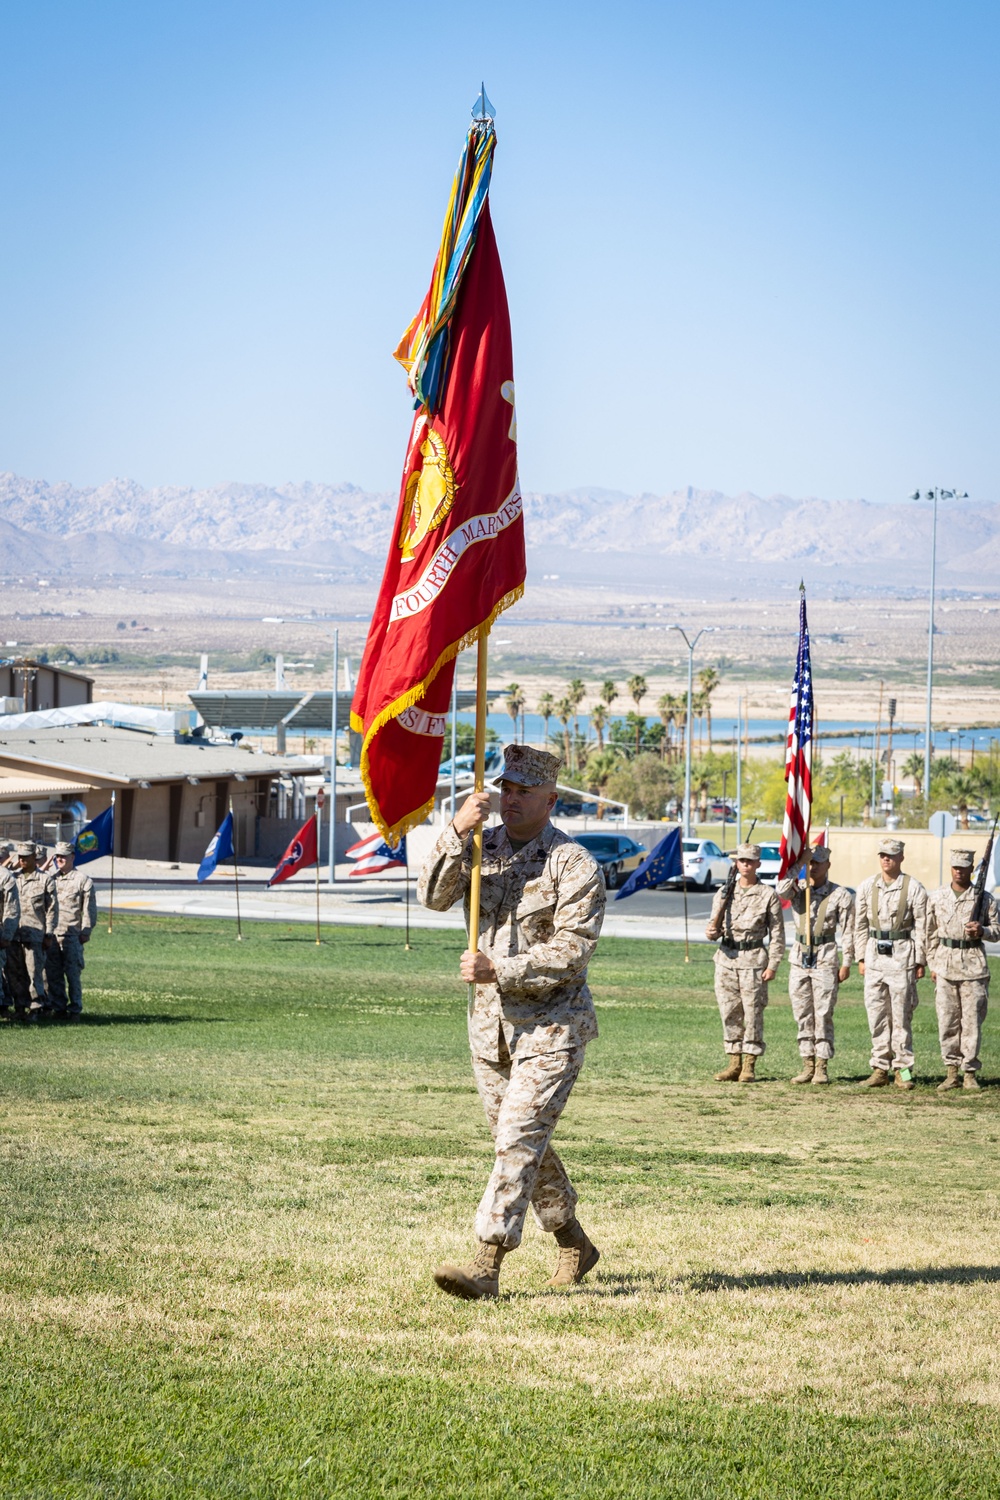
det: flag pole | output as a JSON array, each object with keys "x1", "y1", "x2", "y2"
[
  {"x1": 404, "y1": 842, "x2": 411, "y2": 951},
  {"x1": 467, "y1": 630, "x2": 489, "y2": 1007},
  {"x1": 314, "y1": 800, "x2": 322, "y2": 945},
  {"x1": 329, "y1": 627, "x2": 338, "y2": 885},
  {"x1": 107, "y1": 789, "x2": 116, "y2": 934},
  {"x1": 682, "y1": 876, "x2": 690, "y2": 963},
  {"x1": 230, "y1": 798, "x2": 244, "y2": 941}
]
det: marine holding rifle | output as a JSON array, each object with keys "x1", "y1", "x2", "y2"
[
  {"x1": 927, "y1": 843, "x2": 999, "y2": 1093},
  {"x1": 776, "y1": 844, "x2": 854, "y2": 1085},
  {"x1": 705, "y1": 842, "x2": 785, "y2": 1083},
  {"x1": 854, "y1": 837, "x2": 928, "y2": 1089}
]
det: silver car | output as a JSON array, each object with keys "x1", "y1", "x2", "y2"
[{"x1": 662, "y1": 838, "x2": 731, "y2": 890}]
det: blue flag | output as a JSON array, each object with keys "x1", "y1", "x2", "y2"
[
  {"x1": 197, "y1": 811, "x2": 234, "y2": 883},
  {"x1": 74, "y1": 805, "x2": 114, "y2": 865},
  {"x1": 615, "y1": 827, "x2": 683, "y2": 901}
]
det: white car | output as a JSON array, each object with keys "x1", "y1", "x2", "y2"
[
  {"x1": 756, "y1": 843, "x2": 783, "y2": 886},
  {"x1": 662, "y1": 838, "x2": 731, "y2": 890}
]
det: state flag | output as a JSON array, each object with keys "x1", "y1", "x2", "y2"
[
  {"x1": 268, "y1": 816, "x2": 318, "y2": 888},
  {"x1": 197, "y1": 811, "x2": 234, "y2": 883},
  {"x1": 346, "y1": 831, "x2": 407, "y2": 878},
  {"x1": 73, "y1": 805, "x2": 114, "y2": 865}
]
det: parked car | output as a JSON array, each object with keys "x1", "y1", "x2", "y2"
[
  {"x1": 661, "y1": 839, "x2": 731, "y2": 890},
  {"x1": 757, "y1": 843, "x2": 783, "y2": 885},
  {"x1": 553, "y1": 796, "x2": 600, "y2": 816},
  {"x1": 571, "y1": 833, "x2": 647, "y2": 890}
]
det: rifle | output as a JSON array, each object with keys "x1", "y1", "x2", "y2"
[
  {"x1": 717, "y1": 818, "x2": 756, "y2": 942},
  {"x1": 971, "y1": 813, "x2": 999, "y2": 928}
]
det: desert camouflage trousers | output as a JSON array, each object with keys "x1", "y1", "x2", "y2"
[
  {"x1": 864, "y1": 964, "x2": 918, "y2": 1072},
  {"x1": 46, "y1": 932, "x2": 85, "y2": 1014},
  {"x1": 789, "y1": 965, "x2": 839, "y2": 1060},
  {"x1": 4, "y1": 941, "x2": 48, "y2": 1014},
  {"x1": 935, "y1": 976, "x2": 988, "y2": 1073},
  {"x1": 471, "y1": 1032, "x2": 585, "y2": 1250},
  {"x1": 715, "y1": 960, "x2": 769, "y2": 1057}
]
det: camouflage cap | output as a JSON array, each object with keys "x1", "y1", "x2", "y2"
[
  {"x1": 808, "y1": 844, "x2": 831, "y2": 862},
  {"x1": 949, "y1": 849, "x2": 975, "y2": 869},
  {"x1": 877, "y1": 837, "x2": 905, "y2": 857},
  {"x1": 492, "y1": 743, "x2": 562, "y2": 788},
  {"x1": 54, "y1": 841, "x2": 75, "y2": 857},
  {"x1": 14, "y1": 841, "x2": 35, "y2": 858},
  {"x1": 732, "y1": 843, "x2": 762, "y2": 861}
]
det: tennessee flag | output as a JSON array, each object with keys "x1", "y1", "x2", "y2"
[
  {"x1": 268, "y1": 815, "x2": 317, "y2": 888},
  {"x1": 351, "y1": 106, "x2": 526, "y2": 843}
]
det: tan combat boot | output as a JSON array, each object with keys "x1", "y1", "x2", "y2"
[
  {"x1": 937, "y1": 1065, "x2": 961, "y2": 1093},
  {"x1": 860, "y1": 1068, "x2": 890, "y2": 1088},
  {"x1": 812, "y1": 1057, "x2": 830, "y2": 1085},
  {"x1": 738, "y1": 1054, "x2": 757, "y2": 1083},
  {"x1": 963, "y1": 1071, "x2": 981, "y2": 1092},
  {"x1": 714, "y1": 1054, "x2": 742, "y2": 1082},
  {"x1": 894, "y1": 1068, "x2": 915, "y2": 1091},
  {"x1": 548, "y1": 1219, "x2": 600, "y2": 1287},
  {"x1": 791, "y1": 1057, "x2": 815, "y2": 1085},
  {"x1": 433, "y1": 1241, "x2": 507, "y2": 1300}
]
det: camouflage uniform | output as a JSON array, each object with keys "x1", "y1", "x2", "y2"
[
  {"x1": 47, "y1": 864, "x2": 97, "y2": 1015},
  {"x1": 927, "y1": 882, "x2": 999, "y2": 1075},
  {"x1": 775, "y1": 874, "x2": 855, "y2": 1060},
  {"x1": 705, "y1": 880, "x2": 785, "y2": 1056},
  {"x1": 419, "y1": 820, "x2": 605, "y2": 1250},
  {"x1": 8, "y1": 865, "x2": 57, "y2": 1015},
  {"x1": 854, "y1": 871, "x2": 927, "y2": 1073},
  {"x1": 0, "y1": 867, "x2": 21, "y2": 1016}
]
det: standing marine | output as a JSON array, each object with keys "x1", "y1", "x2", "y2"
[
  {"x1": 8, "y1": 842, "x2": 57, "y2": 1019},
  {"x1": 705, "y1": 842, "x2": 785, "y2": 1083},
  {"x1": 776, "y1": 843, "x2": 854, "y2": 1084},
  {"x1": 0, "y1": 850, "x2": 21, "y2": 1020},
  {"x1": 418, "y1": 744, "x2": 606, "y2": 1301},
  {"x1": 927, "y1": 848, "x2": 999, "y2": 1092},
  {"x1": 46, "y1": 841, "x2": 97, "y2": 1018},
  {"x1": 854, "y1": 837, "x2": 927, "y2": 1089}
]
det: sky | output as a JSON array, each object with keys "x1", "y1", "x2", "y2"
[{"x1": 1, "y1": 0, "x2": 997, "y2": 503}]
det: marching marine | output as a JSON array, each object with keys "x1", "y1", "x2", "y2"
[
  {"x1": 776, "y1": 844, "x2": 854, "y2": 1084},
  {"x1": 7, "y1": 842, "x2": 57, "y2": 1019},
  {"x1": 419, "y1": 744, "x2": 606, "y2": 1300},
  {"x1": 927, "y1": 849, "x2": 999, "y2": 1092},
  {"x1": 0, "y1": 851, "x2": 21, "y2": 1020},
  {"x1": 46, "y1": 841, "x2": 97, "y2": 1018},
  {"x1": 854, "y1": 837, "x2": 928, "y2": 1089},
  {"x1": 705, "y1": 842, "x2": 785, "y2": 1083}
]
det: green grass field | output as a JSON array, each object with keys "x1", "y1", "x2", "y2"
[{"x1": 2, "y1": 915, "x2": 1000, "y2": 1498}]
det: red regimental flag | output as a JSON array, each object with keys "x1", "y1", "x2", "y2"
[
  {"x1": 268, "y1": 815, "x2": 318, "y2": 887},
  {"x1": 351, "y1": 201, "x2": 525, "y2": 842}
]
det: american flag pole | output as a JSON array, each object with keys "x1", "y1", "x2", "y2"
[{"x1": 779, "y1": 583, "x2": 814, "y2": 890}]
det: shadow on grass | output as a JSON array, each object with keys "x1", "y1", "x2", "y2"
[
  {"x1": 75, "y1": 1014, "x2": 230, "y2": 1027},
  {"x1": 687, "y1": 1264, "x2": 1000, "y2": 1291}
]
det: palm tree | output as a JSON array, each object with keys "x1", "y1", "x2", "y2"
[
  {"x1": 693, "y1": 689, "x2": 708, "y2": 753},
  {"x1": 657, "y1": 692, "x2": 679, "y2": 762},
  {"x1": 601, "y1": 679, "x2": 618, "y2": 710},
  {"x1": 697, "y1": 666, "x2": 720, "y2": 750},
  {"x1": 504, "y1": 682, "x2": 526, "y2": 743},
  {"x1": 590, "y1": 702, "x2": 608, "y2": 751},
  {"x1": 537, "y1": 690, "x2": 555, "y2": 747},
  {"x1": 566, "y1": 677, "x2": 586, "y2": 769},
  {"x1": 901, "y1": 751, "x2": 925, "y2": 789},
  {"x1": 627, "y1": 674, "x2": 648, "y2": 755},
  {"x1": 554, "y1": 697, "x2": 573, "y2": 766}
]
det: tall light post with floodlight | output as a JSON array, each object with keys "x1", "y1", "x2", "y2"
[
  {"x1": 672, "y1": 625, "x2": 715, "y2": 837},
  {"x1": 910, "y1": 487, "x2": 968, "y2": 800}
]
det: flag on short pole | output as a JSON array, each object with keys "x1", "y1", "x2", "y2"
[
  {"x1": 73, "y1": 805, "x2": 114, "y2": 865},
  {"x1": 346, "y1": 831, "x2": 408, "y2": 879},
  {"x1": 778, "y1": 588, "x2": 814, "y2": 878},
  {"x1": 197, "y1": 811, "x2": 234, "y2": 883},
  {"x1": 350, "y1": 98, "x2": 526, "y2": 844},
  {"x1": 614, "y1": 828, "x2": 683, "y2": 901},
  {"x1": 268, "y1": 816, "x2": 318, "y2": 887}
]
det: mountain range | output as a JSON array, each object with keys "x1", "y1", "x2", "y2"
[{"x1": 1, "y1": 472, "x2": 996, "y2": 593}]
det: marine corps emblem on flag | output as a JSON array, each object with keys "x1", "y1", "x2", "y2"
[{"x1": 351, "y1": 110, "x2": 526, "y2": 843}]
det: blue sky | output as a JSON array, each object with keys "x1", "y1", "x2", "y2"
[{"x1": 1, "y1": 1, "x2": 997, "y2": 502}]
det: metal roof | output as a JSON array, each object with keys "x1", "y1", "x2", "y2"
[
  {"x1": 0, "y1": 726, "x2": 320, "y2": 786},
  {"x1": 189, "y1": 687, "x2": 503, "y2": 733}
]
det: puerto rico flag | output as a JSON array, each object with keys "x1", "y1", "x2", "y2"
[
  {"x1": 778, "y1": 589, "x2": 814, "y2": 878},
  {"x1": 268, "y1": 815, "x2": 318, "y2": 887},
  {"x1": 346, "y1": 832, "x2": 407, "y2": 879},
  {"x1": 350, "y1": 112, "x2": 525, "y2": 844}
]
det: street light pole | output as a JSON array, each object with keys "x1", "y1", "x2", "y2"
[
  {"x1": 912, "y1": 487, "x2": 967, "y2": 800},
  {"x1": 672, "y1": 625, "x2": 711, "y2": 838}
]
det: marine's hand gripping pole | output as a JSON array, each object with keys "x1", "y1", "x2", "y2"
[{"x1": 467, "y1": 631, "x2": 489, "y2": 1011}]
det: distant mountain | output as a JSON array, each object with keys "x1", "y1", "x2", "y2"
[{"x1": 0, "y1": 473, "x2": 996, "y2": 591}]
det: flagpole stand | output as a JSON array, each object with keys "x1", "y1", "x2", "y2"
[
  {"x1": 467, "y1": 631, "x2": 489, "y2": 1008},
  {"x1": 107, "y1": 789, "x2": 117, "y2": 934},
  {"x1": 682, "y1": 878, "x2": 690, "y2": 962}
]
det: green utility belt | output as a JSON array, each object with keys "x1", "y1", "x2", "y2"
[
  {"x1": 797, "y1": 933, "x2": 834, "y2": 946},
  {"x1": 939, "y1": 937, "x2": 983, "y2": 950},
  {"x1": 871, "y1": 928, "x2": 912, "y2": 941},
  {"x1": 720, "y1": 939, "x2": 765, "y2": 951}
]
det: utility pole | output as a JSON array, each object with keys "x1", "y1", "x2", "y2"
[
  {"x1": 672, "y1": 625, "x2": 714, "y2": 838},
  {"x1": 911, "y1": 487, "x2": 967, "y2": 799}
]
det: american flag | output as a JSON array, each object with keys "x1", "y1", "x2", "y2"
[
  {"x1": 778, "y1": 590, "x2": 813, "y2": 878},
  {"x1": 346, "y1": 830, "x2": 407, "y2": 879}
]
